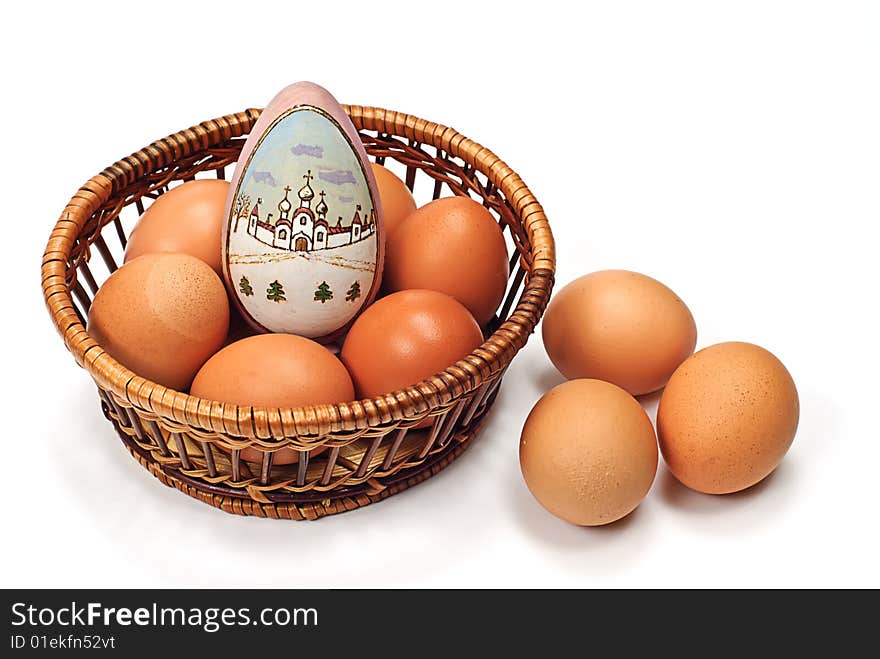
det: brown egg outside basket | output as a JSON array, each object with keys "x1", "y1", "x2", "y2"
[{"x1": 42, "y1": 106, "x2": 555, "y2": 520}]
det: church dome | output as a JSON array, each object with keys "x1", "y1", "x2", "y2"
[
  {"x1": 315, "y1": 191, "x2": 329, "y2": 215},
  {"x1": 298, "y1": 170, "x2": 315, "y2": 202},
  {"x1": 278, "y1": 187, "x2": 293, "y2": 212}
]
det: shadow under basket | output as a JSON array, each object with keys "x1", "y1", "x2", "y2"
[{"x1": 42, "y1": 106, "x2": 555, "y2": 520}]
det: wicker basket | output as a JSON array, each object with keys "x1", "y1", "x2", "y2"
[{"x1": 42, "y1": 106, "x2": 555, "y2": 519}]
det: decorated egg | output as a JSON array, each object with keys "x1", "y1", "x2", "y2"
[{"x1": 222, "y1": 82, "x2": 383, "y2": 342}]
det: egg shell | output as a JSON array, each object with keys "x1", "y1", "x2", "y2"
[
  {"x1": 657, "y1": 342, "x2": 799, "y2": 494},
  {"x1": 520, "y1": 379, "x2": 658, "y2": 526},
  {"x1": 222, "y1": 81, "x2": 384, "y2": 342},
  {"x1": 87, "y1": 253, "x2": 229, "y2": 391},
  {"x1": 340, "y1": 289, "x2": 483, "y2": 426},
  {"x1": 383, "y1": 196, "x2": 509, "y2": 327},
  {"x1": 542, "y1": 270, "x2": 697, "y2": 396},
  {"x1": 370, "y1": 162, "x2": 416, "y2": 238},
  {"x1": 124, "y1": 179, "x2": 229, "y2": 274},
  {"x1": 190, "y1": 334, "x2": 355, "y2": 464}
]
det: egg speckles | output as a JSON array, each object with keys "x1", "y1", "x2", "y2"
[
  {"x1": 657, "y1": 342, "x2": 799, "y2": 494},
  {"x1": 520, "y1": 379, "x2": 658, "y2": 526},
  {"x1": 87, "y1": 253, "x2": 229, "y2": 391}
]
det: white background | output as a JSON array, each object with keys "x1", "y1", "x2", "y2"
[{"x1": 4, "y1": 1, "x2": 878, "y2": 588}]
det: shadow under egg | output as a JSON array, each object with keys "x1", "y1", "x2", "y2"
[
  {"x1": 534, "y1": 364, "x2": 567, "y2": 393},
  {"x1": 657, "y1": 463, "x2": 784, "y2": 510}
]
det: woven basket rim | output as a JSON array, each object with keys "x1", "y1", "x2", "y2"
[{"x1": 42, "y1": 105, "x2": 555, "y2": 440}]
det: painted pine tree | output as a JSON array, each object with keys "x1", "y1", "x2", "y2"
[
  {"x1": 314, "y1": 281, "x2": 333, "y2": 303},
  {"x1": 345, "y1": 280, "x2": 361, "y2": 302},
  {"x1": 266, "y1": 280, "x2": 286, "y2": 302},
  {"x1": 239, "y1": 275, "x2": 254, "y2": 296}
]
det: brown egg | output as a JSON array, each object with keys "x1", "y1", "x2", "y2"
[
  {"x1": 340, "y1": 290, "x2": 483, "y2": 424},
  {"x1": 520, "y1": 379, "x2": 658, "y2": 526},
  {"x1": 657, "y1": 342, "x2": 799, "y2": 494},
  {"x1": 383, "y1": 196, "x2": 509, "y2": 326},
  {"x1": 542, "y1": 270, "x2": 697, "y2": 396},
  {"x1": 190, "y1": 334, "x2": 355, "y2": 464},
  {"x1": 87, "y1": 253, "x2": 229, "y2": 391},
  {"x1": 371, "y1": 162, "x2": 416, "y2": 238},
  {"x1": 125, "y1": 179, "x2": 229, "y2": 274}
]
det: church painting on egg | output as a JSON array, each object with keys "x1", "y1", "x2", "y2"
[
  {"x1": 224, "y1": 105, "x2": 381, "y2": 338},
  {"x1": 240, "y1": 170, "x2": 377, "y2": 252}
]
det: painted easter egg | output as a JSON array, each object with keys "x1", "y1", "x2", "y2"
[{"x1": 222, "y1": 82, "x2": 383, "y2": 342}]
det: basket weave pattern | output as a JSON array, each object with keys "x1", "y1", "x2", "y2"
[{"x1": 42, "y1": 106, "x2": 555, "y2": 519}]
